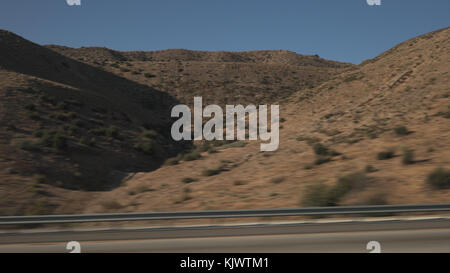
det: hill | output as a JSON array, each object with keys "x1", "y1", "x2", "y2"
[
  {"x1": 81, "y1": 27, "x2": 450, "y2": 214},
  {"x1": 47, "y1": 46, "x2": 352, "y2": 106},
  {"x1": 0, "y1": 30, "x2": 351, "y2": 215}
]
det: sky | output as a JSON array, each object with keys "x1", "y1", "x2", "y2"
[{"x1": 0, "y1": 0, "x2": 449, "y2": 64}]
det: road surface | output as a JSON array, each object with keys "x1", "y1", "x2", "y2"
[{"x1": 0, "y1": 217, "x2": 449, "y2": 253}]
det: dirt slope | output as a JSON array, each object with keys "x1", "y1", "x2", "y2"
[
  {"x1": 0, "y1": 30, "x2": 350, "y2": 215},
  {"x1": 47, "y1": 46, "x2": 352, "y2": 106},
  {"x1": 82, "y1": 27, "x2": 450, "y2": 214}
]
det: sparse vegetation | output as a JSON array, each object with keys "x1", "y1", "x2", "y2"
[
  {"x1": 24, "y1": 103, "x2": 36, "y2": 111},
  {"x1": 134, "y1": 141, "x2": 154, "y2": 155},
  {"x1": 182, "y1": 177, "x2": 198, "y2": 183},
  {"x1": 270, "y1": 177, "x2": 285, "y2": 184},
  {"x1": 183, "y1": 152, "x2": 202, "y2": 161},
  {"x1": 105, "y1": 125, "x2": 119, "y2": 138},
  {"x1": 365, "y1": 165, "x2": 378, "y2": 173},
  {"x1": 301, "y1": 172, "x2": 368, "y2": 207},
  {"x1": 313, "y1": 143, "x2": 329, "y2": 156},
  {"x1": 427, "y1": 168, "x2": 450, "y2": 189},
  {"x1": 101, "y1": 200, "x2": 122, "y2": 210},
  {"x1": 314, "y1": 156, "x2": 332, "y2": 165},
  {"x1": 402, "y1": 148, "x2": 415, "y2": 165},
  {"x1": 377, "y1": 149, "x2": 395, "y2": 160},
  {"x1": 394, "y1": 125, "x2": 410, "y2": 136},
  {"x1": 202, "y1": 165, "x2": 225, "y2": 176}
]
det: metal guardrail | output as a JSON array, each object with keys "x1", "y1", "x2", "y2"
[{"x1": 1, "y1": 204, "x2": 449, "y2": 225}]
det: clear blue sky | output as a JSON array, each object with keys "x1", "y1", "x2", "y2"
[{"x1": 0, "y1": 0, "x2": 449, "y2": 64}]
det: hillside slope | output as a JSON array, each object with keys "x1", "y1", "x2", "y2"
[
  {"x1": 0, "y1": 30, "x2": 351, "y2": 216},
  {"x1": 0, "y1": 30, "x2": 187, "y2": 215},
  {"x1": 83, "y1": 27, "x2": 450, "y2": 214},
  {"x1": 47, "y1": 46, "x2": 353, "y2": 106}
]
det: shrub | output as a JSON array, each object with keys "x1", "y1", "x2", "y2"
[
  {"x1": 129, "y1": 185, "x2": 152, "y2": 195},
  {"x1": 144, "y1": 73, "x2": 155, "y2": 78},
  {"x1": 19, "y1": 140, "x2": 41, "y2": 151},
  {"x1": 394, "y1": 126, "x2": 410, "y2": 136},
  {"x1": 427, "y1": 168, "x2": 450, "y2": 189},
  {"x1": 40, "y1": 132, "x2": 67, "y2": 151},
  {"x1": 24, "y1": 103, "x2": 36, "y2": 111},
  {"x1": 106, "y1": 125, "x2": 119, "y2": 138},
  {"x1": 402, "y1": 149, "x2": 415, "y2": 165},
  {"x1": 101, "y1": 200, "x2": 122, "y2": 210},
  {"x1": 301, "y1": 182, "x2": 330, "y2": 207},
  {"x1": 234, "y1": 180, "x2": 246, "y2": 186},
  {"x1": 56, "y1": 102, "x2": 68, "y2": 110},
  {"x1": 302, "y1": 173, "x2": 368, "y2": 207},
  {"x1": 208, "y1": 148, "x2": 218, "y2": 154},
  {"x1": 56, "y1": 113, "x2": 67, "y2": 121},
  {"x1": 32, "y1": 130, "x2": 44, "y2": 138},
  {"x1": 365, "y1": 165, "x2": 377, "y2": 173},
  {"x1": 326, "y1": 172, "x2": 367, "y2": 206},
  {"x1": 377, "y1": 150, "x2": 395, "y2": 160},
  {"x1": 26, "y1": 111, "x2": 40, "y2": 120},
  {"x1": 313, "y1": 143, "x2": 329, "y2": 155},
  {"x1": 165, "y1": 157, "x2": 180, "y2": 166},
  {"x1": 270, "y1": 177, "x2": 285, "y2": 184},
  {"x1": 89, "y1": 128, "x2": 106, "y2": 136},
  {"x1": 134, "y1": 141, "x2": 154, "y2": 155},
  {"x1": 183, "y1": 152, "x2": 201, "y2": 161},
  {"x1": 53, "y1": 134, "x2": 67, "y2": 150},
  {"x1": 79, "y1": 137, "x2": 95, "y2": 146},
  {"x1": 142, "y1": 130, "x2": 158, "y2": 139},
  {"x1": 181, "y1": 177, "x2": 197, "y2": 183},
  {"x1": 202, "y1": 166, "x2": 224, "y2": 176},
  {"x1": 314, "y1": 156, "x2": 331, "y2": 165},
  {"x1": 32, "y1": 174, "x2": 46, "y2": 184}
]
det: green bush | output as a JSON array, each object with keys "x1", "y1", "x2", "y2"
[
  {"x1": 314, "y1": 156, "x2": 331, "y2": 165},
  {"x1": 40, "y1": 132, "x2": 67, "y2": 150},
  {"x1": 394, "y1": 126, "x2": 410, "y2": 136},
  {"x1": 301, "y1": 172, "x2": 368, "y2": 207},
  {"x1": 101, "y1": 200, "x2": 122, "y2": 210},
  {"x1": 402, "y1": 149, "x2": 415, "y2": 165},
  {"x1": 106, "y1": 125, "x2": 119, "y2": 138},
  {"x1": 165, "y1": 157, "x2": 180, "y2": 166},
  {"x1": 365, "y1": 165, "x2": 377, "y2": 173},
  {"x1": 134, "y1": 141, "x2": 154, "y2": 155},
  {"x1": 32, "y1": 130, "x2": 44, "y2": 138},
  {"x1": 427, "y1": 168, "x2": 450, "y2": 189},
  {"x1": 181, "y1": 177, "x2": 198, "y2": 183},
  {"x1": 33, "y1": 174, "x2": 46, "y2": 184},
  {"x1": 142, "y1": 130, "x2": 158, "y2": 139},
  {"x1": 202, "y1": 166, "x2": 225, "y2": 176},
  {"x1": 183, "y1": 152, "x2": 202, "y2": 161},
  {"x1": 301, "y1": 182, "x2": 330, "y2": 207},
  {"x1": 19, "y1": 140, "x2": 41, "y2": 151},
  {"x1": 377, "y1": 150, "x2": 395, "y2": 160},
  {"x1": 26, "y1": 111, "x2": 40, "y2": 120},
  {"x1": 327, "y1": 172, "x2": 367, "y2": 206},
  {"x1": 79, "y1": 137, "x2": 95, "y2": 146},
  {"x1": 89, "y1": 128, "x2": 106, "y2": 136},
  {"x1": 270, "y1": 177, "x2": 285, "y2": 184},
  {"x1": 313, "y1": 143, "x2": 329, "y2": 155},
  {"x1": 24, "y1": 103, "x2": 36, "y2": 111}
]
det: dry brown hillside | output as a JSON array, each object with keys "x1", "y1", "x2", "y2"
[
  {"x1": 0, "y1": 30, "x2": 351, "y2": 216},
  {"x1": 0, "y1": 30, "x2": 188, "y2": 215},
  {"x1": 1, "y1": 28, "x2": 449, "y2": 216},
  {"x1": 81, "y1": 27, "x2": 450, "y2": 214},
  {"x1": 47, "y1": 46, "x2": 352, "y2": 106}
]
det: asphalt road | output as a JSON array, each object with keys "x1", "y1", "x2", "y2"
[{"x1": 0, "y1": 218, "x2": 449, "y2": 253}]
